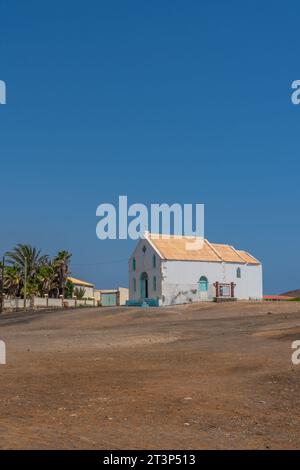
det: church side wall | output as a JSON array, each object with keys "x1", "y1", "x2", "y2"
[{"x1": 161, "y1": 260, "x2": 262, "y2": 305}]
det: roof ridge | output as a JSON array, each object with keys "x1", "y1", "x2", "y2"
[
  {"x1": 238, "y1": 249, "x2": 260, "y2": 264},
  {"x1": 144, "y1": 232, "x2": 165, "y2": 259},
  {"x1": 148, "y1": 232, "x2": 204, "y2": 240},
  {"x1": 230, "y1": 245, "x2": 248, "y2": 263},
  {"x1": 205, "y1": 240, "x2": 223, "y2": 261}
]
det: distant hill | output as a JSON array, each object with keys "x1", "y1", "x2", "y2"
[{"x1": 281, "y1": 289, "x2": 300, "y2": 297}]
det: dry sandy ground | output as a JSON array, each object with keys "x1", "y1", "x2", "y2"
[{"x1": 0, "y1": 301, "x2": 300, "y2": 449}]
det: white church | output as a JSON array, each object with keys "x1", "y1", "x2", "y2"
[{"x1": 128, "y1": 232, "x2": 263, "y2": 306}]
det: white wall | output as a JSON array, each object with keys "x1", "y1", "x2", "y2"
[
  {"x1": 2, "y1": 297, "x2": 97, "y2": 311},
  {"x1": 3, "y1": 298, "x2": 31, "y2": 309},
  {"x1": 119, "y1": 287, "x2": 129, "y2": 305},
  {"x1": 74, "y1": 285, "x2": 94, "y2": 298},
  {"x1": 161, "y1": 260, "x2": 262, "y2": 305},
  {"x1": 94, "y1": 290, "x2": 101, "y2": 302}
]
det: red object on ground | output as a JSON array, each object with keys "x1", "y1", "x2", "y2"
[{"x1": 263, "y1": 295, "x2": 293, "y2": 301}]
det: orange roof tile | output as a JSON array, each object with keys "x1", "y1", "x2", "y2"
[
  {"x1": 147, "y1": 233, "x2": 260, "y2": 264},
  {"x1": 68, "y1": 276, "x2": 95, "y2": 287},
  {"x1": 210, "y1": 243, "x2": 245, "y2": 263},
  {"x1": 236, "y1": 250, "x2": 261, "y2": 265}
]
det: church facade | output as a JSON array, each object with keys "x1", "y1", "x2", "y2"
[{"x1": 128, "y1": 232, "x2": 263, "y2": 306}]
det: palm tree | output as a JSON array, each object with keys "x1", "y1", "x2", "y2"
[
  {"x1": 4, "y1": 266, "x2": 22, "y2": 297},
  {"x1": 5, "y1": 245, "x2": 72, "y2": 300},
  {"x1": 36, "y1": 264, "x2": 57, "y2": 296},
  {"x1": 6, "y1": 244, "x2": 49, "y2": 300},
  {"x1": 53, "y1": 250, "x2": 72, "y2": 298},
  {"x1": 6, "y1": 244, "x2": 49, "y2": 280},
  {"x1": 22, "y1": 279, "x2": 40, "y2": 308},
  {"x1": 65, "y1": 279, "x2": 75, "y2": 299},
  {"x1": 74, "y1": 287, "x2": 85, "y2": 300}
]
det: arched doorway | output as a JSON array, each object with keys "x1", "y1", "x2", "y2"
[
  {"x1": 198, "y1": 276, "x2": 208, "y2": 300},
  {"x1": 198, "y1": 276, "x2": 208, "y2": 292},
  {"x1": 140, "y1": 272, "x2": 149, "y2": 299}
]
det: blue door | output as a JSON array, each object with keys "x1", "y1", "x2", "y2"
[
  {"x1": 199, "y1": 276, "x2": 208, "y2": 292},
  {"x1": 140, "y1": 272, "x2": 149, "y2": 299},
  {"x1": 101, "y1": 293, "x2": 117, "y2": 306}
]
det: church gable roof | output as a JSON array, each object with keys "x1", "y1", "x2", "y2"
[{"x1": 146, "y1": 233, "x2": 260, "y2": 265}]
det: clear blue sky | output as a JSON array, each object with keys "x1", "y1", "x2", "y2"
[{"x1": 1, "y1": 0, "x2": 299, "y2": 294}]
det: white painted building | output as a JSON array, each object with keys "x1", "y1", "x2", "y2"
[
  {"x1": 95, "y1": 287, "x2": 129, "y2": 306},
  {"x1": 68, "y1": 276, "x2": 95, "y2": 299},
  {"x1": 128, "y1": 233, "x2": 263, "y2": 306}
]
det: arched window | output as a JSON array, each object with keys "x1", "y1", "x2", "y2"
[
  {"x1": 237, "y1": 267, "x2": 241, "y2": 279},
  {"x1": 132, "y1": 258, "x2": 136, "y2": 271},
  {"x1": 153, "y1": 254, "x2": 156, "y2": 268},
  {"x1": 198, "y1": 276, "x2": 208, "y2": 292},
  {"x1": 142, "y1": 245, "x2": 147, "y2": 254},
  {"x1": 133, "y1": 278, "x2": 136, "y2": 292},
  {"x1": 153, "y1": 276, "x2": 157, "y2": 291}
]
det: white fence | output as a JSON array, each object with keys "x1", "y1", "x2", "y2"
[{"x1": 2, "y1": 296, "x2": 97, "y2": 311}]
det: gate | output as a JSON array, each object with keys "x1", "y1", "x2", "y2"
[{"x1": 101, "y1": 293, "x2": 117, "y2": 306}]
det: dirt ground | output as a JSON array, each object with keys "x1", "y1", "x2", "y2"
[{"x1": 1, "y1": 301, "x2": 300, "y2": 450}]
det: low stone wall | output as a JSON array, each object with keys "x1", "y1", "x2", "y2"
[{"x1": 2, "y1": 297, "x2": 97, "y2": 311}]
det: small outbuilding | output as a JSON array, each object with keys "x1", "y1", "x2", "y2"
[
  {"x1": 68, "y1": 276, "x2": 95, "y2": 298},
  {"x1": 95, "y1": 287, "x2": 129, "y2": 307}
]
